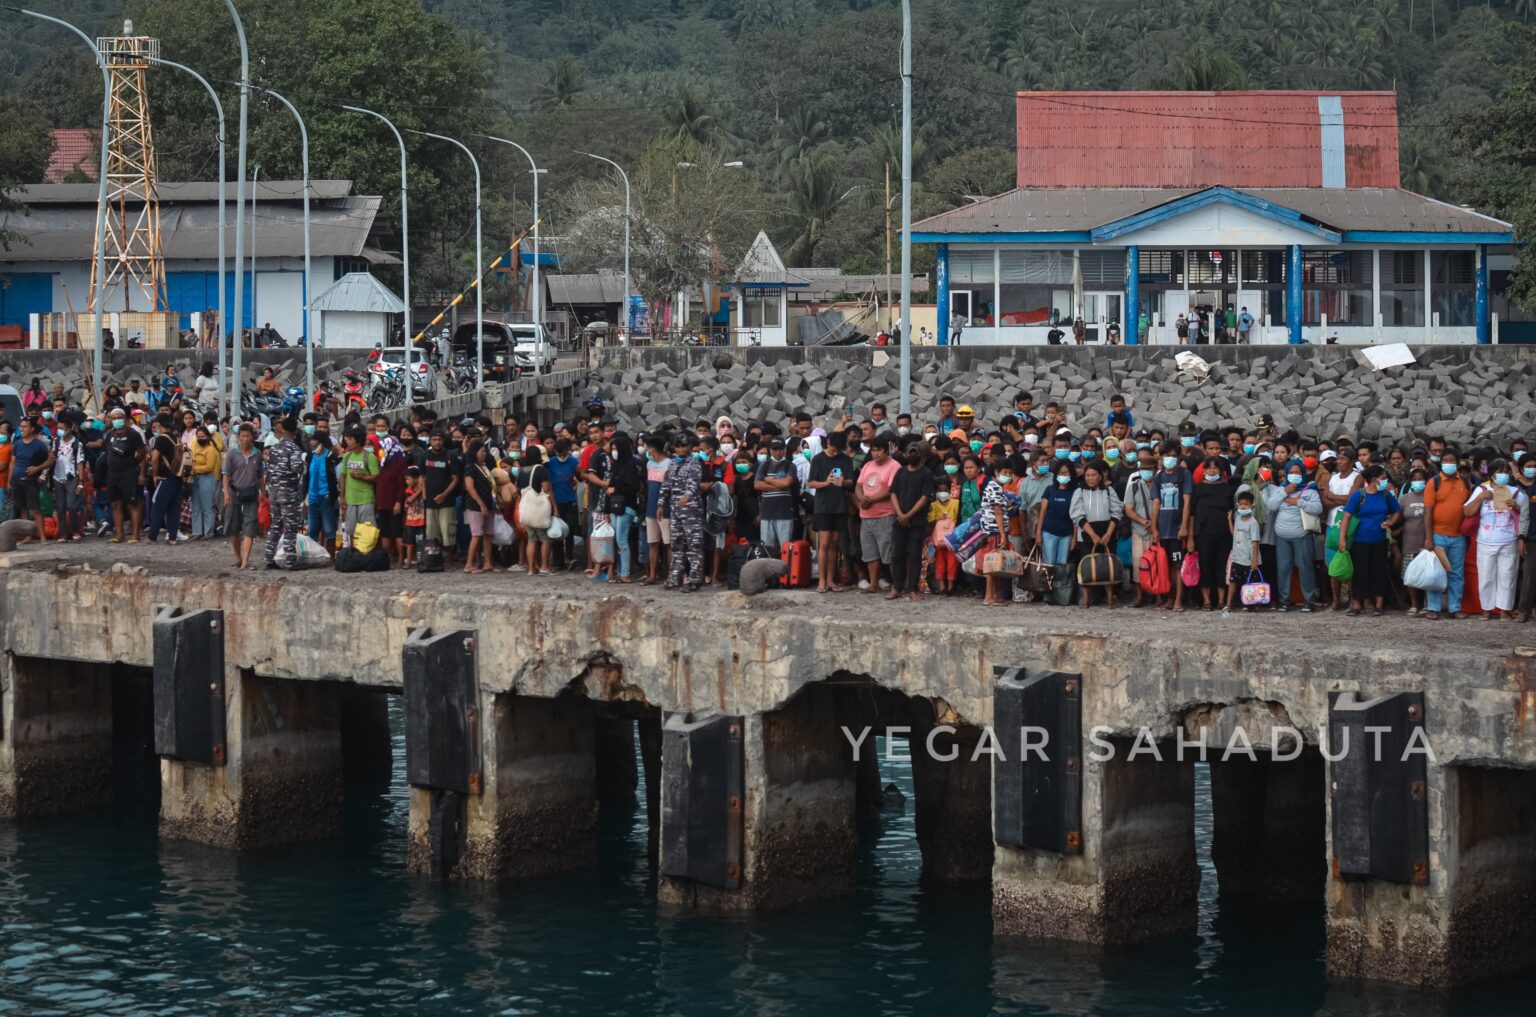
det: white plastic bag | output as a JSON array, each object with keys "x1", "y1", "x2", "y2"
[
  {"x1": 276, "y1": 533, "x2": 329, "y2": 570},
  {"x1": 589, "y1": 517, "x2": 615, "y2": 564},
  {"x1": 547, "y1": 514, "x2": 569, "y2": 541},
  {"x1": 1402, "y1": 548, "x2": 1447, "y2": 592},
  {"x1": 492, "y1": 514, "x2": 515, "y2": 546}
]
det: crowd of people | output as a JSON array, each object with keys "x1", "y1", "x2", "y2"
[{"x1": 2, "y1": 378, "x2": 1532, "y2": 621}]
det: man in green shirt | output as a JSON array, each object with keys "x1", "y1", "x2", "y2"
[{"x1": 339, "y1": 426, "x2": 379, "y2": 544}]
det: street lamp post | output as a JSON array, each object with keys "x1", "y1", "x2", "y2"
[
  {"x1": 223, "y1": 0, "x2": 249, "y2": 415},
  {"x1": 408, "y1": 129, "x2": 481, "y2": 393},
  {"x1": 146, "y1": 55, "x2": 227, "y2": 417},
  {"x1": 13, "y1": 7, "x2": 110, "y2": 407},
  {"x1": 483, "y1": 136, "x2": 546, "y2": 373},
  {"x1": 899, "y1": 0, "x2": 914, "y2": 414},
  {"x1": 342, "y1": 105, "x2": 412, "y2": 390},
  {"x1": 579, "y1": 152, "x2": 630, "y2": 345},
  {"x1": 255, "y1": 87, "x2": 314, "y2": 400}
]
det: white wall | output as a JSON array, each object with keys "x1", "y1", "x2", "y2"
[{"x1": 321, "y1": 310, "x2": 389, "y2": 348}]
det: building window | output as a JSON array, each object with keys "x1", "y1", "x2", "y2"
[
  {"x1": 1382, "y1": 251, "x2": 1424, "y2": 326},
  {"x1": 1300, "y1": 250, "x2": 1371, "y2": 325},
  {"x1": 948, "y1": 249, "x2": 994, "y2": 284},
  {"x1": 1431, "y1": 251, "x2": 1476, "y2": 327},
  {"x1": 742, "y1": 291, "x2": 781, "y2": 328}
]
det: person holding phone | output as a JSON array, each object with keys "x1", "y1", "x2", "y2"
[{"x1": 808, "y1": 431, "x2": 854, "y2": 592}]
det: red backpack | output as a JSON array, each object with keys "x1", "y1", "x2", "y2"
[{"x1": 1138, "y1": 543, "x2": 1171, "y2": 595}]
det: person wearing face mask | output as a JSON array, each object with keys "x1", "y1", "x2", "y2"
[
  {"x1": 222, "y1": 423, "x2": 263, "y2": 568},
  {"x1": 546, "y1": 437, "x2": 580, "y2": 569},
  {"x1": 754, "y1": 438, "x2": 796, "y2": 558},
  {"x1": 0, "y1": 420, "x2": 12, "y2": 524},
  {"x1": 1396, "y1": 467, "x2": 1430, "y2": 615},
  {"x1": 854, "y1": 438, "x2": 902, "y2": 594},
  {"x1": 186, "y1": 426, "x2": 222, "y2": 540},
  {"x1": 302, "y1": 431, "x2": 339, "y2": 554},
  {"x1": 1226, "y1": 490, "x2": 1263, "y2": 612},
  {"x1": 1516, "y1": 454, "x2": 1536, "y2": 622},
  {"x1": 1337, "y1": 465, "x2": 1402, "y2": 616},
  {"x1": 1152, "y1": 442, "x2": 1193, "y2": 612},
  {"x1": 1069, "y1": 461, "x2": 1124, "y2": 609},
  {"x1": 888, "y1": 444, "x2": 935, "y2": 602},
  {"x1": 101, "y1": 408, "x2": 145, "y2": 542},
  {"x1": 46, "y1": 416, "x2": 84, "y2": 541},
  {"x1": 660, "y1": 435, "x2": 706, "y2": 591},
  {"x1": 1259, "y1": 459, "x2": 1321, "y2": 611},
  {"x1": 1035, "y1": 462, "x2": 1078, "y2": 607},
  {"x1": 1121, "y1": 449, "x2": 1158, "y2": 608},
  {"x1": 1464, "y1": 458, "x2": 1529, "y2": 619},
  {"x1": 808, "y1": 431, "x2": 855, "y2": 592},
  {"x1": 1422, "y1": 448, "x2": 1474, "y2": 620},
  {"x1": 1188, "y1": 457, "x2": 1235, "y2": 610},
  {"x1": 927, "y1": 458, "x2": 962, "y2": 595}
]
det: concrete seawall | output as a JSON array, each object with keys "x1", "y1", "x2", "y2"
[{"x1": 2, "y1": 548, "x2": 1535, "y2": 987}]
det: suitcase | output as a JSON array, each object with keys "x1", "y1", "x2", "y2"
[
  {"x1": 418, "y1": 539, "x2": 445, "y2": 573},
  {"x1": 780, "y1": 539, "x2": 812, "y2": 588}
]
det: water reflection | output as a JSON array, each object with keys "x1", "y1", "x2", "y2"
[{"x1": 0, "y1": 712, "x2": 1527, "y2": 1014}]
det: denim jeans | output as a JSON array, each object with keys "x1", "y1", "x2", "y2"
[
  {"x1": 1274, "y1": 535, "x2": 1315, "y2": 607},
  {"x1": 190, "y1": 474, "x2": 218, "y2": 536},
  {"x1": 1426, "y1": 534, "x2": 1466, "y2": 614},
  {"x1": 614, "y1": 508, "x2": 636, "y2": 578}
]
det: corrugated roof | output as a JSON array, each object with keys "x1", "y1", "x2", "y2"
[
  {"x1": 0, "y1": 195, "x2": 382, "y2": 260},
  {"x1": 15, "y1": 180, "x2": 357, "y2": 203},
  {"x1": 790, "y1": 273, "x2": 930, "y2": 298},
  {"x1": 546, "y1": 272, "x2": 625, "y2": 306},
  {"x1": 1014, "y1": 91, "x2": 1401, "y2": 188},
  {"x1": 44, "y1": 129, "x2": 96, "y2": 183},
  {"x1": 911, "y1": 187, "x2": 1511, "y2": 237},
  {"x1": 311, "y1": 272, "x2": 403, "y2": 313}
]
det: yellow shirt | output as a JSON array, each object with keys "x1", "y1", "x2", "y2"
[{"x1": 190, "y1": 440, "x2": 222, "y2": 475}]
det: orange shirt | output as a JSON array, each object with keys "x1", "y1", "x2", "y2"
[
  {"x1": 1421, "y1": 473, "x2": 1473, "y2": 538},
  {"x1": 0, "y1": 443, "x2": 12, "y2": 489}
]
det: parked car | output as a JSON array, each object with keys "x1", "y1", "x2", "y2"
[
  {"x1": 367, "y1": 348, "x2": 437, "y2": 400},
  {"x1": 451, "y1": 321, "x2": 556, "y2": 379},
  {"x1": 0, "y1": 384, "x2": 21, "y2": 429}
]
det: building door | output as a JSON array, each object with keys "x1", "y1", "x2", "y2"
[
  {"x1": 950, "y1": 289, "x2": 972, "y2": 325},
  {"x1": 1083, "y1": 292, "x2": 1122, "y2": 342}
]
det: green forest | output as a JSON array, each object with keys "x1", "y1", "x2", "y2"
[{"x1": 2, "y1": 0, "x2": 1534, "y2": 312}]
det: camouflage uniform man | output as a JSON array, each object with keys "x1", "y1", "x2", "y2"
[
  {"x1": 659, "y1": 434, "x2": 705, "y2": 590},
  {"x1": 263, "y1": 416, "x2": 307, "y2": 568}
]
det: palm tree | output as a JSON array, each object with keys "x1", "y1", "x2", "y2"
[
  {"x1": 1164, "y1": 49, "x2": 1250, "y2": 90},
  {"x1": 783, "y1": 152, "x2": 843, "y2": 267},
  {"x1": 772, "y1": 106, "x2": 828, "y2": 182},
  {"x1": 662, "y1": 87, "x2": 729, "y2": 147},
  {"x1": 1399, "y1": 134, "x2": 1448, "y2": 197},
  {"x1": 534, "y1": 55, "x2": 584, "y2": 110}
]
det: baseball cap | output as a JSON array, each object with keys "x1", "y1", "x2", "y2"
[
  {"x1": 1255, "y1": 413, "x2": 1275, "y2": 429},
  {"x1": 1319, "y1": 450, "x2": 1337, "y2": 463}
]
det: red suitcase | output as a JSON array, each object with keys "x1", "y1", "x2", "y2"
[{"x1": 781, "y1": 539, "x2": 812, "y2": 588}]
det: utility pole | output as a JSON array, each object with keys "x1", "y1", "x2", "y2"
[
  {"x1": 884, "y1": 161, "x2": 893, "y2": 332},
  {"x1": 899, "y1": 0, "x2": 913, "y2": 413},
  {"x1": 257, "y1": 88, "x2": 313, "y2": 400},
  {"x1": 343, "y1": 106, "x2": 412, "y2": 390},
  {"x1": 223, "y1": 0, "x2": 248, "y2": 414},
  {"x1": 409, "y1": 130, "x2": 482, "y2": 392}
]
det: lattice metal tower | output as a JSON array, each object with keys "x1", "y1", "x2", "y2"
[{"x1": 91, "y1": 21, "x2": 166, "y2": 312}]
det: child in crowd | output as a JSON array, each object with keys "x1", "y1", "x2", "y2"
[
  {"x1": 1228, "y1": 489, "x2": 1261, "y2": 612},
  {"x1": 402, "y1": 466, "x2": 424, "y2": 567}
]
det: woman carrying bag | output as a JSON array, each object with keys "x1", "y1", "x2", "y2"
[
  {"x1": 1070, "y1": 461, "x2": 1124, "y2": 608},
  {"x1": 518, "y1": 445, "x2": 556, "y2": 577}
]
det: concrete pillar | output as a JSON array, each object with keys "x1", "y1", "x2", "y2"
[
  {"x1": 1475, "y1": 245, "x2": 1490, "y2": 345},
  {"x1": 994, "y1": 741, "x2": 1198, "y2": 944},
  {"x1": 160, "y1": 669, "x2": 344, "y2": 849},
  {"x1": 1287, "y1": 244, "x2": 1304, "y2": 344},
  {"x1": 1124, "y1": 245, "x2": 1140, "y2": 345},
  {"x1": 408, "y1": 692, "x2": 596, "y2": 880},
  {"x1": 909, "y1": 720, "x2": 993, "y2": 881},
  {"x1": 659, "y1": 682, "x2": 856, "y2": 911},
  {"x1": 0, "y1": 655, "x2": 114, "y2": 819},
  {"x1": 935, "y1": 244, "x2": 950, "y2": 346},
  {"x1": 1328, "y1": 764, "x2": 1536, "y2": 986},
  {"x1": 1209, "y1": 751, "x2": 1325, "y2": 910}
]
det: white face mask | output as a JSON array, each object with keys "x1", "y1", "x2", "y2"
[{"x1": 896, "y1": 426, "x2": 910, "y2": 436}]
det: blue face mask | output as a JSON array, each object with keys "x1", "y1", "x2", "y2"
[
  {"x1": 757, "y1": 453, "x2": 768, "y2": 463},
  {"x1": 1136, "y1": 442, "x2": 1150, "y2": 450},
  {"x1": 673, "y1": 454, "x2": 686, "y2": 463},
  {"x1": 1430, "y1": 454, "x2": 1441, "y2": 464},
  {"x1": 943, "y1": 464, "x2": 959, "y2": 475},
  {"x1": 1068, "y1": 450, "x2": 1081, "y2": 462},
  {"x1": 1237, "y1": 507, "x2": 1253, "y2": 517},
  {"x1": 0, "y1": 435, "x2": 7, "y2": 444},
  {"x1": 1441, "y1": 463, "x2": 1457, "y2": 475},
  {"x1": 1104, "y1": 447, "x2": 1120, "y2": 460},
  {"x1": 695, "y1": 451, "x2": 709, "y2": 462},
  {"x1": 1055, "y1": 474, "x2": 1070, "y2": 485},
  {"x1": 1243, "y1": 444, "x2": 1256, "y2": 455},
  {"x1": 1377, "y1": 479, "x2": 1390, "y2": 492},
  {"x1": 1162, "y1": 456, "x2": 1178, "y2": 470},
  {"x1": 1138, "y1": 468, "x2": 1154, "y2": 481},
  {"x1": 1494, "y1": 472, "x2": 1511, "y2": 486},
  {"x1": 112, "y1": 419, "x2": 127, "y2": 430},
  {"x1": 1525, "y1": 466, "x2": 1536, "y2": 480},
  {"x1": 1036, "y1": 464, "x2": 1050, "y2": 476},
  {"x1": 1180, "y1": 436, "x2": 1196, "y2": 448},
  {"x1": 970, "y1": 440, "x2": 984, "y2": 453},
  {"x1": 1410, "y1": 479, "x2": 1426, "y2": 493},
  {"x1": 1054, "y1": 448, "x2": 1069, "y2": 460},
  {"x1": 1287, "y1": 474, "x2": 1304, "y2": 486}
]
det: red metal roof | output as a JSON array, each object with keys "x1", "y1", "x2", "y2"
[
  {"x1": 1015, "y1": 91, "x2": 1400, "y2": 190},
  {"x1": 44, "y1": 129, "x2": 97, "y2": 183}
]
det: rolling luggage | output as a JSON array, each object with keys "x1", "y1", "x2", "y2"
[{"x1": 780, "y1": 539, "x2": 812, "y2": 589}]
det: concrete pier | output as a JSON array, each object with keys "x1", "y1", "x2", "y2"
[{"x1": 4, "y1": 546, "x2": 1536, "y2": 988}]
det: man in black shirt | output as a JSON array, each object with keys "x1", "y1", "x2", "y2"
[
  {"x1": 889, "y1": 445, "x2": 936, "y2": 600},
  {"x1": 101, "y1": 409, "x2": 145, "y2": 541},
  {"x1": 421, "y1": 430, "x2": 462, "y2": 555},
  {"x1": 808, "y1": 431, "x2": 854, "y2": 591}
]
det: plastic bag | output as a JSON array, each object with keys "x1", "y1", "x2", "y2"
[
  {"x1": 589, "y1": 516, "x2": 615, "y2": 564},
  {"x1": 1402, "y1": 548, "x2": 1447, "y2": 592},
  {"x1": 547, "y1": 514, "x2": 568, "y2": 541},
  {"x1": 353, "y1": 521, "x2": 380, "y2": 554},
  {"x1": 1180, "y1": 551, "x2": 1201, "y2": 587},
  {"x1": 1328, "y1": 551, "x2": 1354, "y2": 581},
  {"x1": 492, "y1": 514, "x2": 515, "y2": 546}
]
